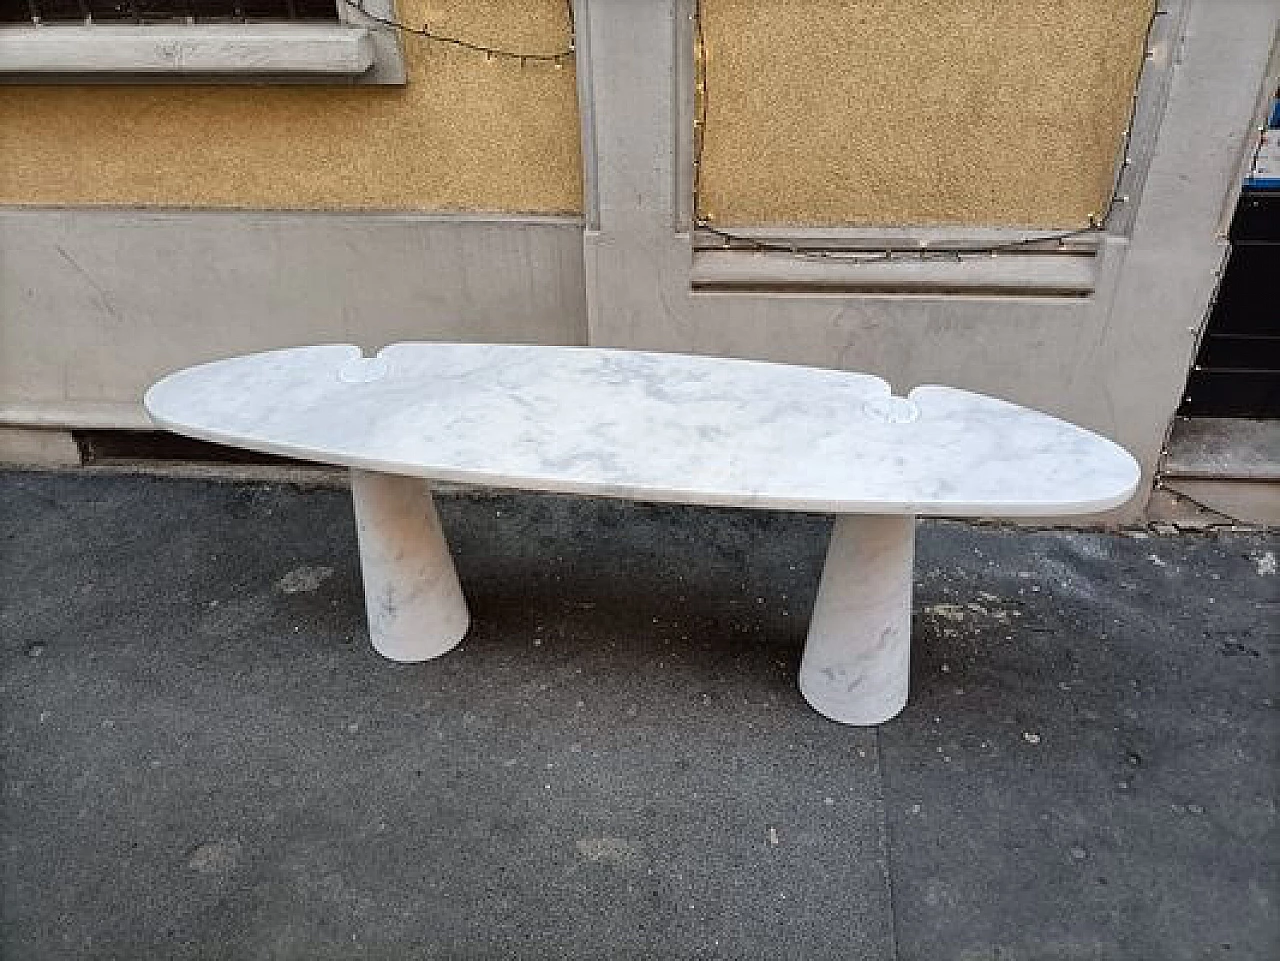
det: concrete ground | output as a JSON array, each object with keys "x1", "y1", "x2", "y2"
[{"x1": 0, "y1": 471, "x2": 1276, "y2": 960}]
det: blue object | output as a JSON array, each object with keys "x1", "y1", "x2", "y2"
[{"x1": 1244, "y1": 94, "x2": 1280, "y2": 189}]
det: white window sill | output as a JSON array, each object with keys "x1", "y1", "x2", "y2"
[
  {"x1": 690, "y1": 227, "x2": 1104, "y2": 297},
  {"x1": 0, "y1": 22, "x2": 392, "y2": 81},
  {"x1": 691, "y1": 248, "x2": 1099, "y2": 297}
]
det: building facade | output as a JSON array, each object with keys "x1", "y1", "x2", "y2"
[{"x1": 2, "y1": 0, "x2": 1277, "y2": 525}]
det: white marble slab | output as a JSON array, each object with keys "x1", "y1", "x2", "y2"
[{"x1": 144, "y1": 343, "x2": 1140, "y2": 516}]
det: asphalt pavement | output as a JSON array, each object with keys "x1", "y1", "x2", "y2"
[{"x1": 1, "y1": 471, "x2": 1275, "y2": 960}]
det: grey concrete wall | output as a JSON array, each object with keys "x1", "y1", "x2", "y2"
[{"x1": 0, "y1": 211, "x2": 588, "y2": 429}]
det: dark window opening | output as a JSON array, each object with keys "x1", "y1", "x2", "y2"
[{"x1": 1180, "y1": 88, "x2": 1280, "y2": 420}]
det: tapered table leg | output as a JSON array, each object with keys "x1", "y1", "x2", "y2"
[
  {"x1": 799, "y1": 514, "x2": 915, "y2": 725},
  {"x1": 350, "y1": 470, "x2": 470, "y2": 662}
]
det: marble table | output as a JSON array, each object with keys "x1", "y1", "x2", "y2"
[{"x1": 145, "y1": 343, "x2": 1141, "y2": 725}]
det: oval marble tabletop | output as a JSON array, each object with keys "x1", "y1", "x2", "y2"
[{"x1": 145, "y1": 343, "x2": 1140, "y2": 516}]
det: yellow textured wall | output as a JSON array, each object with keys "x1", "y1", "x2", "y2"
[
  {"x1": 0, "y1": 0, "x2": 582, "y2": 212},
  {"x1": 696, "y1": 0, "x2": 1155, "y2": 229}
]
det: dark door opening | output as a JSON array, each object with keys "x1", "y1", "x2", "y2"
[{"x1": 1179, "y1": 95, "x2": 1280, "y2": 419}]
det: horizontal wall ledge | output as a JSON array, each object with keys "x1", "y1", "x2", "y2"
[
  {"x1": 0, "y1": 208, "x2": 587, "y2": 226},
  {"x1": 0, "y1": 23, "x2": 374, "y2": 76},
  {"x1": 1161, "y1": 417, "x2": 1280, "y2": 481},
  {"x1": 1, "y1": 401, "x2": 153, "y2": 431},
  {"x1": 1152, "y1": 477, "x2": 1280, "y2": 528},
  {"x1": 692, "y1": 225, "x2": 1105, "y2": 254},
  {"x1": 690, "y1": 249, "x2": 1099, "y2": 296}
]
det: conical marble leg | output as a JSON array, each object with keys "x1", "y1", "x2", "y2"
[
  {"x1": 799, "y1": 515, "x2": 915, "y2": 725},
  {"x1": 350, "y1": 470, "x2": 470, "y2": 662}
]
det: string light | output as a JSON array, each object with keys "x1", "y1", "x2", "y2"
[
  {"x1": 692, "y1": 2, "x2": 1167, "y2": 264},
  {"x1": 345, "y1": 0, "x2": 575, "y2": 64},
  {"x1": 343, "y1": 0, "x2": 1163, "y2": 262}
]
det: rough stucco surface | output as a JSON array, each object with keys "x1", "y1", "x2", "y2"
[
  {"x1": 696, "y1": 0, "x2": 1155, "y2": 228},
  {"x1": 0, "y1": 0, "x2": 582, "y2": 212}
]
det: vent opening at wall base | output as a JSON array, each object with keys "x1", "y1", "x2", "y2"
[{"x1": 73, "y1": 430, "x2": 316, "y2": 467}]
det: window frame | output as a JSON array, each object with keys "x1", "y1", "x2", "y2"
[
  {"x1": 676, "y1": 0, "x2": 1187, "y2": 297},
  {"x1": 0, "y1": 0, "x2": 405, "y2": 84}
]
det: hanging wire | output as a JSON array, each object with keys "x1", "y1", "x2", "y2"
[
  {"x1": 692, "y1": 2, "x2": 1167, "y2": 263},
  {"x1": 343, "y1": 0, "x2": 1159, "y2": 262},
  {"x1": 345, "y1": 0, "x2": 575, "y2": 64},
  {"x1": 693, "y1": 3, "x2": 709, "y2": 220},
  {"x1": 1152, "y1": 479, "x2": 1246, "y2": 528}
]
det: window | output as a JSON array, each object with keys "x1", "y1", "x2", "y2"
[
  {"x1": 683, "y1": 0, "x2": 1183, "y2": 296},
  {"x1": 0, "y1": 0, "x2": 404, "y2": 82}
]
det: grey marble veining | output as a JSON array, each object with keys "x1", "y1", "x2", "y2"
[
  {"x1": 349, "y1": 470, "x2": 469, "y2": 663},
  {"x1": 800, "y1": 515, "x2": 915, "y2": 725},
  {"x1": 145, "y1": 343, "x2": 1140, "y2": 516}
]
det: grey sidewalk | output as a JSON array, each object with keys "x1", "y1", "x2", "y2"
[{"x1": 1, "y1": 472, "x2": 1275, "y2": 960}]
